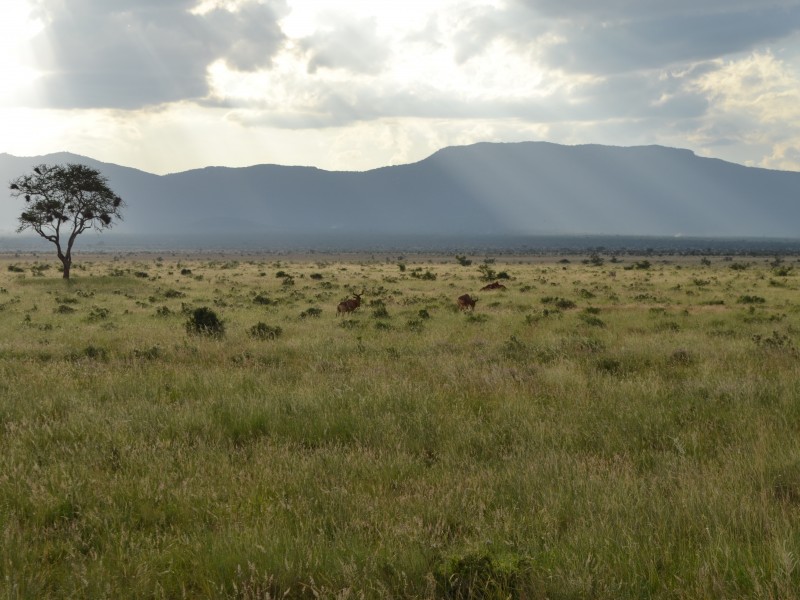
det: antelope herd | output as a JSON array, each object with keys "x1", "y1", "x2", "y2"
[{"x1": 336, "y1": 281, "x2": 509, "y2": 314}]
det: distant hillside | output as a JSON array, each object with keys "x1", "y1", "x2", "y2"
[{"x1": 2, "y1": 142, "x2": 799, "y2": 238}]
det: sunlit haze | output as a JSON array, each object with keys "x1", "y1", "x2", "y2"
[{"x1": 1, "y1": 1, "x2": 799, "y2": 174}]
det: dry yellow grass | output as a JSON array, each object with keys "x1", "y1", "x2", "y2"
[{"x1": 0, "y1": 252, "x2": 799, "y2": 598}]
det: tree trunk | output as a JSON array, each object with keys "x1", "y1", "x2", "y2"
[{"x1": 60, "y1": 255, "x2": 71, "y2": 280}]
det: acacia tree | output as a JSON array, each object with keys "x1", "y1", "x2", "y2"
[{"x1": 8, "y1": 164, "x2": 124, "y2": 279}]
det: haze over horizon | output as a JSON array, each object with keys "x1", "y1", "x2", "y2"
[
  {"x1": 2, "y1": 141, "x2": 798, "y2": 241},
  {"x1": 1, "y1": 1, "x2": 800, "y2": 175}
]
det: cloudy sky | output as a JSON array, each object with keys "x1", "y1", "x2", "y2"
[{"x1": 1, "y1": 0, "x2": 799, "y2": 174}]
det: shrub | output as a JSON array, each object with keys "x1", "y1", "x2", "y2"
[
  {"x1": 737, "y1": 295, "x2": 766, "y2": 304},
  {"x1": 249, "y1": 322, "x2": 282, "y2": 340},
  {"x1": 435, "y1": 551, "x2": 532, "y2": 599},
  {"x1": 74, "y1": 345, "x2": 108, "y2": 361},
  {"x1": 186, "y1": 307, "x2": 224, "y2": 337},
  {"x1": 773, "y1": 266, "x2": 793, "y2": 277},
  {"x1": 466, "y1": 313, "x2": 489, "y2": 324},
  {"x1": 555, "y1": 298, "x2": 575, "y2": 310},
  {"x1": 87, "y1": 306, "x2": 110, "y2": 321},
  {"x1": 654, "y1": 321, "x2": 681, "y2": 333},
  {"x1": 300, "y1": 307, "x2": 322, "y2": 318},
  {"x1": 541, "y1": 296, "x2": 577, "y2": 310},
  {"x1": 370, "y1": 299, "x2": 390, "y2": 319},
  {"x1": 753, "y1": 331, "x2": 793, "y2": 350},
  {"x1": 502, "y1": 335, "x2": 528, "y2": 359},
  {"x1": 669, "y1": 349, "x2": 694, "y2": 366},
  {"x1": 596, "y1": 357, "x2": 622, "y2": 374},
  {"x1": 584, "y1": 253, "x2": 604, "y2": 266},
  {"x1": 411, "y1": 270, "x2": 437, "y2": 280},
  {"x1": 253, "y1": 293, "x2": 274, "y2": 305},
  {"x1": 478, "y1": 264, "x2": 497, "y2": 280},
  {"x1": 580, "y1": 313, "x2": 606, "y2": 328},
  {"x1": 133, "y1": 346, "x2": 161, "y2": 360},
  {"x1": 406, "y1": 319, "x2": 424, "y2": 332},
  {"x1": 7, "y1": 264, "x2": 25, "y2": 273}
]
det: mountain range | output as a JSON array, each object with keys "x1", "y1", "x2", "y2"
[{"x1": 1, "y1": 141, "x2": 798, "y2": 239}]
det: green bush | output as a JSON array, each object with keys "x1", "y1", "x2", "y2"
[
  {"x1": 253, "y1": 293, "x2": 274, "y2": 305},
  {"x1": 186, "y1": 307, "x2": 224, "y2": 337},
  {"x1": 249, "y1": 322, "x2": 282, "y2": 340},
  {"x1": 435, "y1": 551, "x2": 532, "y2": 599},
  {"x1": 737, "y1": 295, "x2": 766, "y2": 304},
  {"x1": 300, "y1": 307, "x2": 322, "y2": 318}
]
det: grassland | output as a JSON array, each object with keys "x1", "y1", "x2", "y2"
[{"x1": 1, "y1": 251, "x2": 799, "y2": 599}]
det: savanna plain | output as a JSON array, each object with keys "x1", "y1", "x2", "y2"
[{"x1": 1, "y1": 251, "x2": 800, "y2": 599}]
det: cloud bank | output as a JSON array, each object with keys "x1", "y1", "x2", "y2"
[{"x1": 3, "y1": 0, "x2": 800, "y2": 172}]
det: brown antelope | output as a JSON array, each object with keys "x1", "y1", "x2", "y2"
[
  {"x1": 457, "y1": 294, "x2": 477, "y2": 311},
  {"x1": 337, "y1": 290, "x2": 364, "y2": 315},
  {"x1": 480, "y1": 281, "x2": 506, "y2": 291}
]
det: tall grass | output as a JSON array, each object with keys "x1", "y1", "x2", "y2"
[{"x1": 0, "y1": 254, "x2": 799, "y2": 598}]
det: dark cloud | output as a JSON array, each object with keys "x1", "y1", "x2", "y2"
[
  {"x1": 543, "y1": 8, "x2": 800, "y2": 73},
  {"x1": 299, "y1": 17, "x2": 391, "y2": 75},
  {"x1": 28, "y1": 0, "x2": 287, "y2": 109},
  {"x1": 229, "y1": 63, "x2": 709, "y2": 130},
  {"x1": 457, "y1": 1, "x2": 800, "y2": 73},
  {"x1": 567, "y1": 71, "x2": 710, "y2": 120}
]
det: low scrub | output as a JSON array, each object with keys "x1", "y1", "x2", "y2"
[
  {"x1": 186, "y1": 306, "x2": 224, "y2": 337},
  {"x1": 248, "y1": 322, "x2": 282, "y2": 340}
]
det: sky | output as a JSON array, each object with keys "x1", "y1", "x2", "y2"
[{"x1": 1, "y1": 0, "x2": 799, "y2": 175}]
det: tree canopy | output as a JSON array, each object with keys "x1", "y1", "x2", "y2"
[{"x1": 8, "y1": 163, "x2": 124, "y2": 279}]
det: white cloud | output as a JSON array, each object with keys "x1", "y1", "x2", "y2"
[
  {"x1": 299, "y1": 15, "x2": 391, "y2": 75},
  {"x1": 689, "y1": 51, "x2": 800, "y2": 170},
  {"x1": 2, "y1": 0, "x2": 800, "y2": 174}
]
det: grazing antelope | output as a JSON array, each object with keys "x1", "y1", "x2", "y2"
[
  {"x1": 457, "y1": 294, "x2": 478, "y2": 311},
  {"x1": 480, "y1": 281, "x2": 506, "y2": 291},
  {"x1": 337, "y1": 290, "x2": 364, "y2": 315}
]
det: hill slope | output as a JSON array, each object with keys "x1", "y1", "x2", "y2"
[{"x1": 1, "y1": 142, "x2": 798, "y2": 237}]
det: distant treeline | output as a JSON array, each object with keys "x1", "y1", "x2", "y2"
[{"x1": 1, "y1": 233, "x2": 800, "y2": 256}]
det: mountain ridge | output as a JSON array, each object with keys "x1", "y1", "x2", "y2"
[{"x1": 2, "y1": 141, "x2": 798, "y2": 238}]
